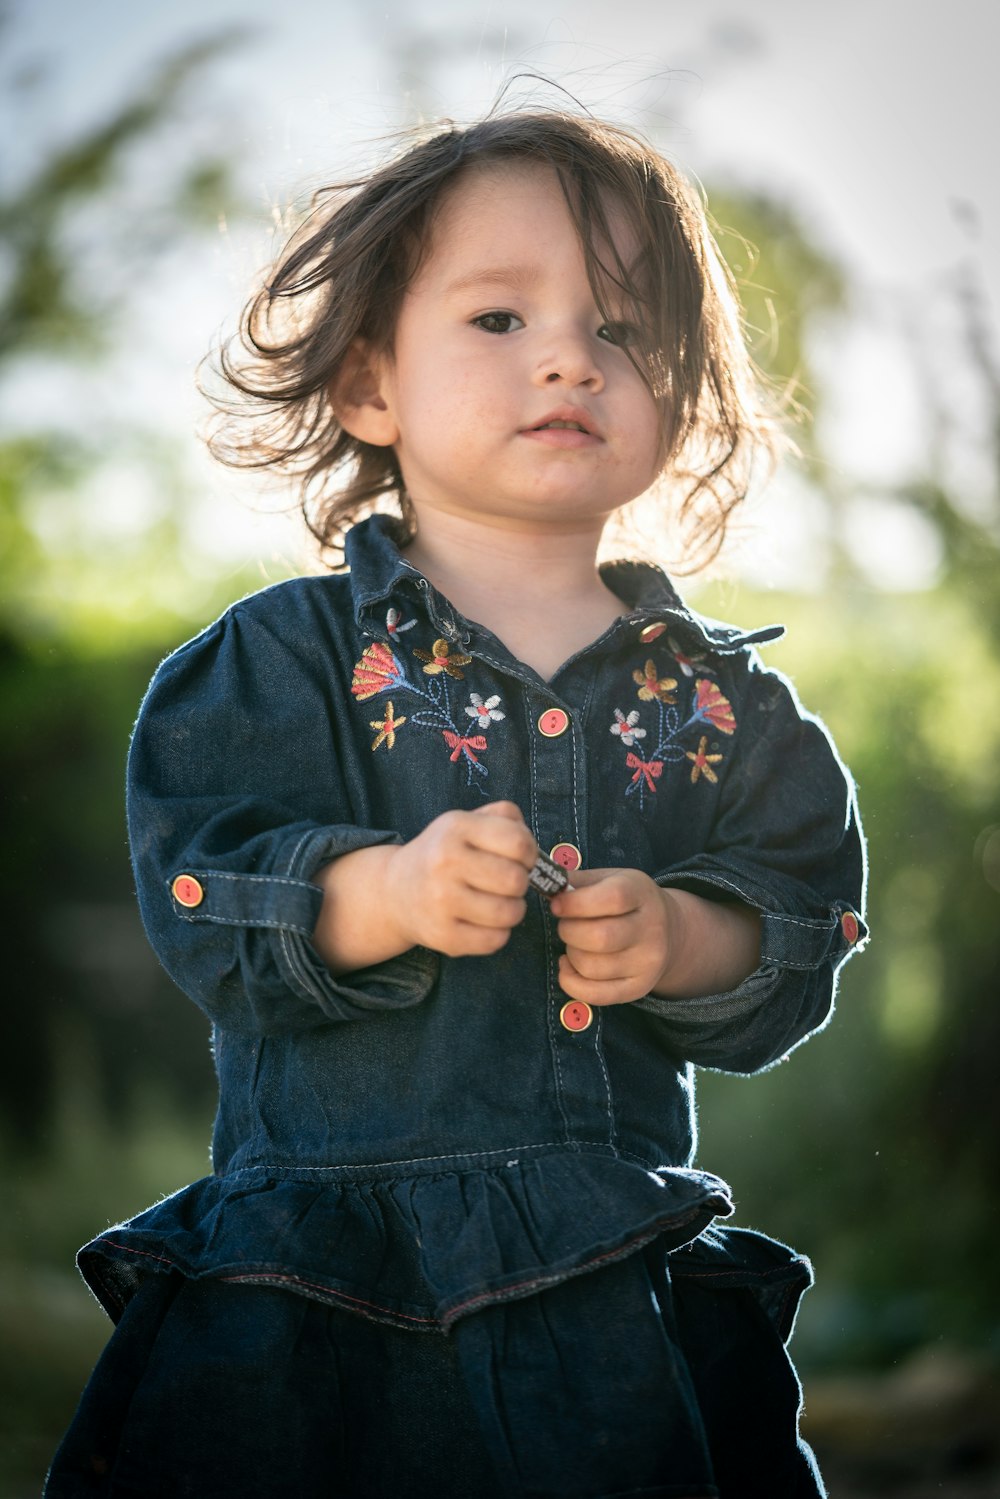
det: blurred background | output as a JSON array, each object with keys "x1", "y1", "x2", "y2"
[{"x1": 2, "y1": 1, "x2": 998, "y2": 1494}]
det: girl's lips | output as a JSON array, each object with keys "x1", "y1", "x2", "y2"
[{"x1": 520, "y1": 426, "x2": 602, "y2": 448}]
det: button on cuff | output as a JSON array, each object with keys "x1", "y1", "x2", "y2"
[
  {"x1": 171, "y1": 874, "x2": 204, "y2": 909},
  {"x1": 168, "y1": 869, "x2": 323, "y2": 936}
]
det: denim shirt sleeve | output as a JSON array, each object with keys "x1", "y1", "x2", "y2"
[
  {"x1": 635, "y1": 648, "x2": 868, "y2": 1074},
  {"x1": 126, "y1": 603, "x2": 439, "y2": 1035}
]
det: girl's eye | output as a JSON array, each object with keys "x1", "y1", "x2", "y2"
[
  {"x1": 472, "y1": 311, "x2": 524, "y2": 335},
  {"x1": 598, "y1": 321, "x2": 639, "y2": 348}
]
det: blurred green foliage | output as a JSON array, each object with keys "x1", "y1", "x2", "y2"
[{"x1": 2, "y1": 30, "x2": 999, "y2": 1496}]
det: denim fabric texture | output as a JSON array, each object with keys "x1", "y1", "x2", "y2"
[
  {"x1": 58, "y1": 513, "x2": 865, "y2": 1493},
  {"x1": 48, "y1": 1240, "x2": 825, "y2": 1498}
]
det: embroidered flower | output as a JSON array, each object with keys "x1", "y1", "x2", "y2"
[
  {"x1": 692, "y1": 679, "x2": 736, "y2": 734},
  {"x1": 668, "y1": 634, "x2": 712, "y2": 678},
  {"x1": 610, "y1": 709, "x2": 646, "y2": 747},
  {"x1": 413, "y1": 638, "x2": 473, "y2": 679},
  {"x1": 626, "y1": 752, "x2": 664, "y2": 793},
  {"x1": 686, "y1": 735, "x2": 723, "y2": 784},
  {"x1": 443, "y1": 730, "x2": 488, "y2": 764},
  {"x1": 465, "y1": 693, "x2": 505, "y2": 728},
  {"x1": 386, "y1": 607, "x2": 417, "y2": 636},
  {"x1": 369, "y1": 701, "x2": 407, "y2": 751},
  {"x1": 351, "y1": 641, "x2": 402, "y2": 700},
  {"x1": 632, "y1": 659, "x2": 678, "y2": 704}
]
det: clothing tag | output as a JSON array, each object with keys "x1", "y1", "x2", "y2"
[{"x1": 528, "y1": 850, "x2": 575, "y2": 899}]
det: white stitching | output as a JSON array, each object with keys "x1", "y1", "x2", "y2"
[
  {"x1": 593, "y1": 1007, "x2": 616, "y2": 1148},
  {"x1": 543, "y1": 901, "x2": 573, "y2": 1142},
  {"x1": 180, "y1": 913, "x2": 316, "y2": 935},
  {"x1": 258, "y1": 1140, "x2": 587, "y2": 1171},
  {"x1": 656, "y1": 876, "x2": 838, "y2": 933},
  {"x1": 286, "y1": 827, "x2": 316, "y2": 879},
  {"x1": 172, "y1": 870, "x2": 316, "y2": 890}
]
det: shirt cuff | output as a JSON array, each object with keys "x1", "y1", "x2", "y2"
[{"x1": 168, "y1": 823, "x2": 441, "y2": 1020}]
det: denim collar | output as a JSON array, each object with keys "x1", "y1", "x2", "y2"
[{"x1": 344, "y1": 511, "x2": 783, "y2": 655}]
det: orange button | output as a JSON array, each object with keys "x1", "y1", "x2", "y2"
[
  {"x1": 639, "y1": 621, "x2": 667, "y2": 643},
  {"x1": 560, "y1": 1000, "x2": 593, "y2": 1032},
  {"x1": 172, "y1": 874, "x2": 204, "y2": 909},
  {"x1": 538, "y1": 707, "x2": 569, "y2": 738},
  {"x1": 550, "y1": 842, "x2": 582, "y2": 872},
  {"x1": 841, "y1": 910, "x2": 860, "y2": 944}
]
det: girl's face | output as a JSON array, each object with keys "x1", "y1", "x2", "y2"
[{"x1": 362, "y1": 163, "x2": 663, "y2": 537}]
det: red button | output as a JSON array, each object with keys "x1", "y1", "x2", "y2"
[
  {"x1": 639, "y1": 622, "x2": 667, "y2": 643},
  {"x1": 841, "y1": 910, "x2": 859, "y2": 944},
  {"x1": 172, "y1": 874, "x2": 204, "y2": 909},
  {"x1": 550, "y1": 842, "x2": 582, "y2": 872},
  {"x1": 538, "y1": 707, "x2": 569, "y2": 738},
  {"x1": 560, "y1": 1000, "x2": 593, "y2": 1032}
]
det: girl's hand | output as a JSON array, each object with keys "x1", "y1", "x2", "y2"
[
  {"x1": 550, "y1": 872, "x2": 762, "y2": 1005},
  {"x1": 550, "y1": 869, "x2": 676, "y2": 1006},
  {"x1": 388, "y1": 801, "x2": 537, "y2": 958}
]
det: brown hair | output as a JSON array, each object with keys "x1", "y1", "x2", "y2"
[{"x1": 207, "y1": 108, "x2": 781, "y2": 569}]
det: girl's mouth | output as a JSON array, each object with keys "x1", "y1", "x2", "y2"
[
  {"x1": 522, "y1": 408, "x2": 601, "y2": 446},
  {"x1": 522, "y1": 426, "x2": 600, "y2": 447}
]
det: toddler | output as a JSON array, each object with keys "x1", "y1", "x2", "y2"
[{"x1": 47, "y1": 108, "x2": 867, "y2": 1498}]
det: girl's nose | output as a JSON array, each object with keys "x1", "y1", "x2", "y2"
[{"x1": 533, "y1": 330, "x2": 604, "y2": 391}]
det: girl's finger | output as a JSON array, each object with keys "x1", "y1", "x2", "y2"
[
  {"x1": 463, "y1": 850, "x2": 533, "y2": 899},
  {"x1": 449, "y1": 889, "x2": 528, "y2": 931},
  {"x1": 556, "y1": 914, "x2": 637, "y2": 955},
  {"x1": 470, "y1": 799, "x2": 525, "y2": 823},
  {"x1": 561, "y1": 947, "x2": 635, "y2": 982},
  {"x1": 465, "y1": 810, "x2": 538, "y2": 868},
  {"x1": 550, "y1": 871, "x2": 640, "y2": 919},
  {"x1": 557, "y1": 954, "x2": 644, "y2": 1006}
]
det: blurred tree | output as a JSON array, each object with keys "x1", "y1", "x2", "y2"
[
  {"x1": 711, "y1": 188, "x2": 848, "y2": 459},
  {"x1": 695, "y1": 246, "x2": 1000, "y2": 1363},
  {"x1": 0, "y1": 31, "x2": 254, "y2": 1142}
]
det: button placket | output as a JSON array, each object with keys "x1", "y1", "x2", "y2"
[
  {"x1": 537, "y1": 707, "x2": 570, "y2": 739},
  {"x1": 549, "y1": 842, "x2": 582, "y2": 872},
  {"x1": 559, "y1": 1000, "x2": 593, "y2": 1032}
]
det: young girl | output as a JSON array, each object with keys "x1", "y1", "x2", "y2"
[{"x1": 48, "y1": 109, "x2": 867, "y2": 1498}]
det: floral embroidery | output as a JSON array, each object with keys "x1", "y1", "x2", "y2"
[
  {"x1": 413, "y1": 638, "x2": 473, "y2": 679},
  {"x1": 349, "y1": 633, "x2": 502, "y2": 789},
  {"x1": 692, "y1": 679, "x2": 736, "y2": 734},
  {"x1": 632, "y1": 659, "x2": 678, "y2": 704},
  {"x1": 667, "y1": 633, "x2": 714, "y2": 679},
  {"x1": 466, "y1": 693, "x2": 505, "y2": 728},
  {"x1": 686, "y1": 735, "x2": 723, "y2": 784},
  {"x1": 443, "y1": 730, "x2": 488, "y2": 764},
  {"x1": 370, "y1": 701, "x2": 407, "y2": 751},
  {"x1": 610, "y1": 709, "x2": 646, "y2": 746},
  {"x1": 627, "y1": 753, "x2": 663, "y2": 793},
  {"x1": 386, "y1": 607, "x2": 417, "y2": 636},
  {"x1": 612, "y1": 652, "x2": 738, "y2": 811},
  {"x1": 351, "y1": 641, "x2": 402, "y2": 701}
]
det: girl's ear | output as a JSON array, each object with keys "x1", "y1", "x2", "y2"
[{"x1": 329, "y1": 339, "x2": 399, "y2": 447}]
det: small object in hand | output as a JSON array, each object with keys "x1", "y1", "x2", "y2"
[{"x1": 528, "y1": 850, "x2": 575, "y2": 899}]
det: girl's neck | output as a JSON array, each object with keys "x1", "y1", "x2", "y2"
[{"x1": 401, "y1": 510, "x2": 626, "y2": 680}]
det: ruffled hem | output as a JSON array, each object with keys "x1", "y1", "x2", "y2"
[{"x1": 78, "y1": 1150, "x2": 734, "y2": 1331}]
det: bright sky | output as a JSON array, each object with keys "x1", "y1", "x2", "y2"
[{"x1": 5, "y1": 0, "x2": 997, "y2": 591}]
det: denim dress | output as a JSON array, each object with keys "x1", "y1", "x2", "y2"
[{"x1": 50, "y1": 514, "x2": 867, "y2": 1498}]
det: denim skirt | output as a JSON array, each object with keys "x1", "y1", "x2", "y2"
[{"x1": 45, "y1": 1242, "x2": 825, "y2": 1499}]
